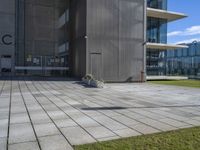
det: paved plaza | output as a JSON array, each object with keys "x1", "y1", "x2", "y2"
[{"x1": 0, "y1": 79, "x2": 200, "y2": 150}]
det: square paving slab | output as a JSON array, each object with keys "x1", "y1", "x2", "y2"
[{"x1": 0, "y1": 79, "x2": 200, "y2": 150}]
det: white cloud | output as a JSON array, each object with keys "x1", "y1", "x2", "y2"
[
  {"x1": 184, "y1": 26, "x2": 200, "y2": 35},
  {"x1": 167, "y1": 31, "x2": 182, "y2": 37},
  {"x1": 168, "y1": 25, "x2": 200, "y2": 37},
  {"x1": 175, "y1": 38, "x2": 200, "y2": 44}
]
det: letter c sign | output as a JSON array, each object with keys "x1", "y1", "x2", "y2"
[{"x1": 2, "y1": 34, "x2": 13, "y2": 45}]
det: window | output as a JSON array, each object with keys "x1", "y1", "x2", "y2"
[
  {"x1": 189, "y1": 44, "x2": 196, "y2": 56},
  {"x1": 147, "y1": 18, "x2": 167, "y2": 43},
  {"x1": 147, "y1": 0, "x2": 167, "y2": 10},
  {"x1": 196, "y1": 43, "x2": 200, "y2": 56}
]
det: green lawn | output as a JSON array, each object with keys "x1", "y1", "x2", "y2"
[
  {"x1": 74, "y1": 127, "x2": 200, "y2": 150},
  {"x1": 149, "y1": 80, "x2": 200, "y2": 88}
]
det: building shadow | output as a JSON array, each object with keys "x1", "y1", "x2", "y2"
[
  {"x1": 81, "y1": 106, "x2": 128, "y2": 110},
  {"x1": 0, "y1": 76, "x2": 80, "y2": 81}
]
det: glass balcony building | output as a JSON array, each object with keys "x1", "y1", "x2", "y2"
[
  {"x1": 166, "y1": 41, "x2": 200, "y2": 77},
  {"x1": 146, "y1": 0, "x2": 187, "y2": 76},
  {"x1": 147, "y1": 0, "x2": 167, "y2": 10},
  {"x1": 146, "y1": 0, "x2": 168, "y2": 75}
]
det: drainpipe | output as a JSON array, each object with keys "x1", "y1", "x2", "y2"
[{"x1": 142, "y1": 0, "x2": 147, "y2": 82}]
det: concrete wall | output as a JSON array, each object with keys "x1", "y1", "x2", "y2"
[
  {"x1": 0, "y1": 0, "x2": 145, "y2": 80},
  {"x1": 0, "y1": 0, "x2": 15, "y2": 72},
  {"x1": 24, "y1": 0, "x2": 57, "y2": 57},
  {"x1": 70, "y1": 0, "x2": 87, "y2": 77},
  {"x1": 15, "y1": 0, "x2": 69, "y2": 76},
  {"x1": 16, "y1": 0, "x2": 69, "y2": 65},
  {"x1": 86, "y1": 0, "x2": 145, "y2": 82},
  {"x1": 70, "y1": 0, "x2": 145, "y2": 82}
]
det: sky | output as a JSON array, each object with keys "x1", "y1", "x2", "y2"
[{"x1": 167, "y1": 0, "x2": 200, "y2": 44}]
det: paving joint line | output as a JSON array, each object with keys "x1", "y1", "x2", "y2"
[
  {"x1": 18, "y1": 80, "x2": 42, "y2": 150},
  {"x1": 6, "y1": 79, "x2": 12, "y2": 150},
  {"x1": 51, "y1": 81, "x2": 163, "y2": 134},
  {"x1": 24, "y1": 79, "x2": 74, "y2": 149},
  {"x1": 45, "y1": 81, "x2": 124, "y2": 137},
  {"x1": 141, "y1": 108, "x2": 198, "y2": 127},
  {"x1": 33, "y1": 80, "x2": 100, "y2": 142},
  {"x1": 74, "y1": 85, "x2": 180, "y2": 132},
  {"x1": 46, "y1": 81, "x2": 145, "y2": 137},
  {"x1": 0, "y1": 80, "x2": 6, "y2": 96}
]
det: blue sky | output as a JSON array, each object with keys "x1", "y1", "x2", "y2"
[{"x1": 168, "y1": 0, "x2": 200, "y2": 44}]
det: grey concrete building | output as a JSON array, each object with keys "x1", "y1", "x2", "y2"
[
  {"x1": 166, "y1": 41, "x2": 200, "y2": 78},
  {"x1": 70, "y1": 0, "x2": 146, "y2": 82},
  {"x1": 0, "y1": 0, "x2": 187, "y2": 82},
  {"x1": 0, "y1": 0, "x2": 146, "y2": 82},
  {"x1": 0, "y1": 0, "x2": 15, "y2": 73}
]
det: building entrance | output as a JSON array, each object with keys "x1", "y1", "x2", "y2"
[
  {"x1": 1, "y1": 55, "x2": 12, "y2": 73},
  {"x1": 15, "y1": 0, "x2": 70, "y2": 77}
]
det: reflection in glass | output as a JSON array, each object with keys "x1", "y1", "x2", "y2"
[{"x1": 166, "y1": 42, "x2": 200, "y2": 76}]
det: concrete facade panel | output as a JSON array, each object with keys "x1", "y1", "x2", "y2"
[
  {"x1": 0, "y1": 45, "x2": 15, "y2": 55},
  {"x1": 0, "y1": 0, "x2": 15, "y2": 14},
  {"x1": 86, "y1": 0, "x2": 145, "y2": 81},
  {"x1": 0, "y1": 0, "x2": 15, "y2": 73},
  {"x1": 0, "y1": 0, "x2": 145, "y2": 80},
  {"x1": 0, "y1": 14, "x2": 15, "y2": 32},
  {"x1": 70, "y1": 0, "x2": 87, "y2": 77}
]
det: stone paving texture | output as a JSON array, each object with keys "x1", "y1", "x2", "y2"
[{"x1": 0, "y1": 79, "x2": 200, "y2": 150}]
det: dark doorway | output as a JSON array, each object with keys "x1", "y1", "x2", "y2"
[{"x1": 1, "y1": 55, "x2": 12, "y2": 73}]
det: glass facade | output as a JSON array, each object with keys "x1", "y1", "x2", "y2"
[
  {"x1": 15, "y1": 0, "x2": 70, "y2": 76},
  {"x1": 146, "y1": 0, "x2": 168, "y2": 75},
  {"x1": 146, "y1": 50, "x2": 166, "y2": 75},
  {"x1": 147, "y1": 0, "x2": 167, "y2": 10},
  {"x1": 147, "y1": 18, "x2": 167, "y2": 43},
  {"x1": 166, "y1": 41, "x2": 200, "y2": 77}
]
